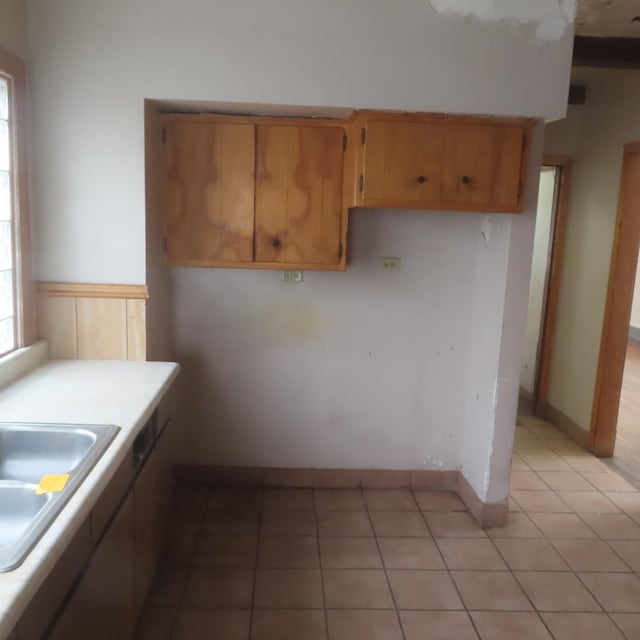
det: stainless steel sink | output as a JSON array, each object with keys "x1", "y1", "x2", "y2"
[{"x1": 0, "y1": 423, "x2": 119, "y2": 572}]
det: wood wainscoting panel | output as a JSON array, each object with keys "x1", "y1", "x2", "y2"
[
  {"x1": 36, "y1": 282, "x2": 147, "y2": 361},
  {"x1": 36, "y1": 296, "x2": 78, "y2": 359},
  {"x1": 77, "y1": 298, "x2": 128, "y2": 360},
  {"x1": 126, "y1": 299, "x2": 146, "y2": 361}
]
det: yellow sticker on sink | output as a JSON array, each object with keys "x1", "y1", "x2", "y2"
[{"x1": 36, "y1": 474, "x2": 70, "y2": 495}]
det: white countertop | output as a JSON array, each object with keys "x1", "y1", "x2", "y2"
[{"x1": 0, "y1": 356, "x2": 180, "y2": 638}]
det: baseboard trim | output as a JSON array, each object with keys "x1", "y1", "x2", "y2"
[
  {"x1": 457, "y1": 473, "x2": 508, "y2": 528},
  {"x1": 539, "y1": 401, "x2": 590, "y2": 449},
  {"x1": 630, "y1": 326, "x2": 640, "y2": 343},
  {"x1": 173, "y1": 465, "x2": 505, "y2": 526},
  {"x1": 518, "y1": 386, "x2": 534, "y2": 415},
  {"x1": 174, "y1": 465, "x2": 459, "y2": 490}
]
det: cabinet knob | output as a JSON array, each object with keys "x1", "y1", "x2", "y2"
[
  {"x1": 417, "y1": 175, "x2": 426, "y2": 184},
  {"x1": 461, "y1": 176, "x2": 472, "y2": 185},
  {"x1": 271, "y1": 238, "x2": 282, "y2": 248}
]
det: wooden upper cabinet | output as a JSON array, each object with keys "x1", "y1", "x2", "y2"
[
  {"x1": 363, "y1": 120, "x2": 444, "y2": 203},
  {"x1": 164, "y1": 119, "x2": 255, "y2": 265},
  {"x1": 441, "y1": 123, "x2": 525, "y2": 208},
  {"x1": 255, "y1": 125, "x2": 344, "y2": 266},
  {"x1": 357, "y1": 113, "x2": 530, "y2": 213}
]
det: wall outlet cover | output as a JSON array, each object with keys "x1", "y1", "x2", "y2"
[
  {"x1": 283, "y1": 270, "x2": 303, "y2": 283},
  {"x1": 380, "y1": 257, "x2": 401, "y2": 271}
]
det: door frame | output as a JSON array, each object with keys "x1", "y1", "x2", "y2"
[
  {"x1": 533, "y1": 155, "x2": 573, "y2": 414},
  {"x1": 589, "y1": 142, "x2": 640, "y2": 457}
]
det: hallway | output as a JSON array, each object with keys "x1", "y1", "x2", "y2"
[{"x1": 615, "y1": 341, "x2": 640, "y2": 480}]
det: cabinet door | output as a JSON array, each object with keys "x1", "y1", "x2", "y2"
[
  {"x1": 441, "y1": 123, "x2": 524, "y2": 207},
  {"x1": 133, "y1": 425, "x2": 173, "y2": 617},
  {"x1": 164, "y1": 120, "x2": 255, "y2": 265},
  {"x1": 362, "y1": 120, "x2": 444, "y2": 203},
  {"x1": 48, "y1": 494, "x2": 135, "y2": 640},
  {"x1": 255, "y1": 125, "x2": 344, "y2": 266}
]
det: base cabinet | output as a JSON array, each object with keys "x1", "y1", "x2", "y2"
[
  {"x1": 38, "y1": 415, "x2": 173, "y2": 640},
  {"x1": 133, "y1": 425, "x2": 173, "y2": 617},
  {"x1": 48, "y1": 494, "x2": 135, "y2": 640}
]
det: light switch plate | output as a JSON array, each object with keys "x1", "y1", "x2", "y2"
[
  {"x1": 380, "y1": 257, "x2": 401, "y2": 271},
  {"x1": 283, "y1": 270, "x2": 303, "y2": 283}
]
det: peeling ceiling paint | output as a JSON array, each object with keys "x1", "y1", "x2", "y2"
[
  {"x1": 425, "y1": 0, "x2": 576, "y2": 41},
  {"x1": 576, "y1": 0, "x2": 640, "y2": 38}
]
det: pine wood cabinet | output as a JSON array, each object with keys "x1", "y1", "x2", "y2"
[
  {"x1": 164, "y1": 120, "x2": 256, "y2": 264},
  {"x1": 163, "y1": 115, "x2": 348, "y2": 270},
  {"x1": 160, "y1": 110, "x2": 532, "y2": 271},
  {"x1": 355, "y1": 113, "x2": 531, "y2": 213}
]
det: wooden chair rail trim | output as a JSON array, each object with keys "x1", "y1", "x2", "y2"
[{"x1": 36, "y1": 282, "x2": 149, "y2": 300}]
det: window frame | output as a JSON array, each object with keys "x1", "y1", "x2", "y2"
[{"x1": 0, "y1": 47, "x2": 35, "y2": 354}]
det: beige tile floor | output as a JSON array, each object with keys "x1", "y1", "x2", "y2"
[{"x1": 135, "y1": 416, "x2": 640, "y2": 640}]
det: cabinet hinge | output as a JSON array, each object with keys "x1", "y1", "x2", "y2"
[
  {"x1": 361, "y1": 127, "x2": 366, "y2": 145},
  {"x1": 162, "y1": 237, "x2": 167, "y2": 252},
  {"x1": 343, "y1": 133, "x2": 347, "y2": 151},
  {"x1": 359, "y1": 175, "x2": 364, "y2": 192},
  {"x1": 161, "y1": 127, "x2": 167, "y2": 144},
  {"x1": 338, "y1": 242, "x2": 344, "y2": 259},
  {"x1": 522, "y1": 133, "x2": 527, "y2": 152}
]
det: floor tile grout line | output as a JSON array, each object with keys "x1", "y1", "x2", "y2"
[
  {"x1": 364, "y1": 494, "x2": 409, "y2": 640},
  {"x1": 313, "y1": 487, "x2": 332, "y2": 640},
  {"x1": 248, "y1": 488, "x2": 265, "y2": 639},
  {"x1": 171, "y1": 485, "x2": 212, "y2": 639},
  {"x1": 486, "y1": 527, "x2": 569, "y2": 640},
  {"x1": 412, "y1": 490, "x2": 482, "y2": 640}
]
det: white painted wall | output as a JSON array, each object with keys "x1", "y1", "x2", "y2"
[
  {"x1": 520, "y1": 168, "x2": 556, "y2": 394},
  {"x1": 460, "y1": 126, "x2": 542, "y2": 503},
  {"x1": 25, "y1": 0, "x2": 573, "y2": 285},
  {"x1": 630, "y1": 259, "x2": 640, "y2": 331},
  {"x1": 0, "y1": 0, "x2": 27, "y2": 58},
  {"x1": 544, "y1": 69, "x2": 640, "y2": 431},
  {"x1": 24, "y1": 0, "x2": 572, "y2": 503}
]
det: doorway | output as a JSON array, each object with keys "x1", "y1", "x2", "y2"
[
  {"x1": 590, "y1": 143, "x2": 640, "y2": 462},
  {"x1": 519, "y1": 157, "x2": 572, "y2": 414}
]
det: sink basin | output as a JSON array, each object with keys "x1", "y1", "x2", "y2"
[
  {"x1": 0, "y1": 423, "x2": 119, "y2": 572},
  {"x1": 0, "y1": 482, "x2": 53, "y2": 548},
  {"x1": 0, "y1": 425, "x2": 100, "y2": 483}
]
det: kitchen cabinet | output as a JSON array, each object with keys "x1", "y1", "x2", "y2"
[
  {"x1": 162, "y1": 114, "x2": 348, "y2": 271},
  {"x1": 356, "y1": 113, "x2": 530, "y2": 213},
  {"x1": 41, "y1": 410, "x2": 174, "y2": 640},
  {"x1": 48, "y1": 494, "x2": 135, "y2": 640},
  {"x1": 164, "y1": 119, "x2": 256, "y2": 264},
  {"x1": 133, "y1": 423, "x2": 173, "y2": 617},
  {"x1": 255, "y1": 124, "x2": 344, "y2": 266}
]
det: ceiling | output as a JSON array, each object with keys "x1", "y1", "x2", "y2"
[{"x1": 576, "y1": 0, "x2": 640, "y2": 38}]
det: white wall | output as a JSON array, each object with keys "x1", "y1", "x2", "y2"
[
  {"x1": 631, "y1": 259, "x2": 640, "y2": 331},
  {"x1": 544, "y1": 69, "x2": 640, "y2": 431},
  {"x1": 0, "y1": 0, "x2": 27, "y2": 58},
  {"x1": 24, "y1": 0, "x2": 573, "y2": 503},
  {"x1": 520, "y1": 168, "x2": 556, "y2": 394},
  {"x1": 25, "y1": 0, "x2": 573, "y2": 285}
]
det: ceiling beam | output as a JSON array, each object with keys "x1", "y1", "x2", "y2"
[{"x1": 573, "y1": 36, "x2": 640, "y2": 69}]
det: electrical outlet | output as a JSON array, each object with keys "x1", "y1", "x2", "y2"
[
  {"x1": 283, "y1": 270, "x2": 303, "y2": 283},
  {"x1": 380, "y1": 257, "x2": 401, "y2": 271}
]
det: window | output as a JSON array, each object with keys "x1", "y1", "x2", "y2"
[{"x1": 0, "y1": 49, "x2": 33, "y2": 357}]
